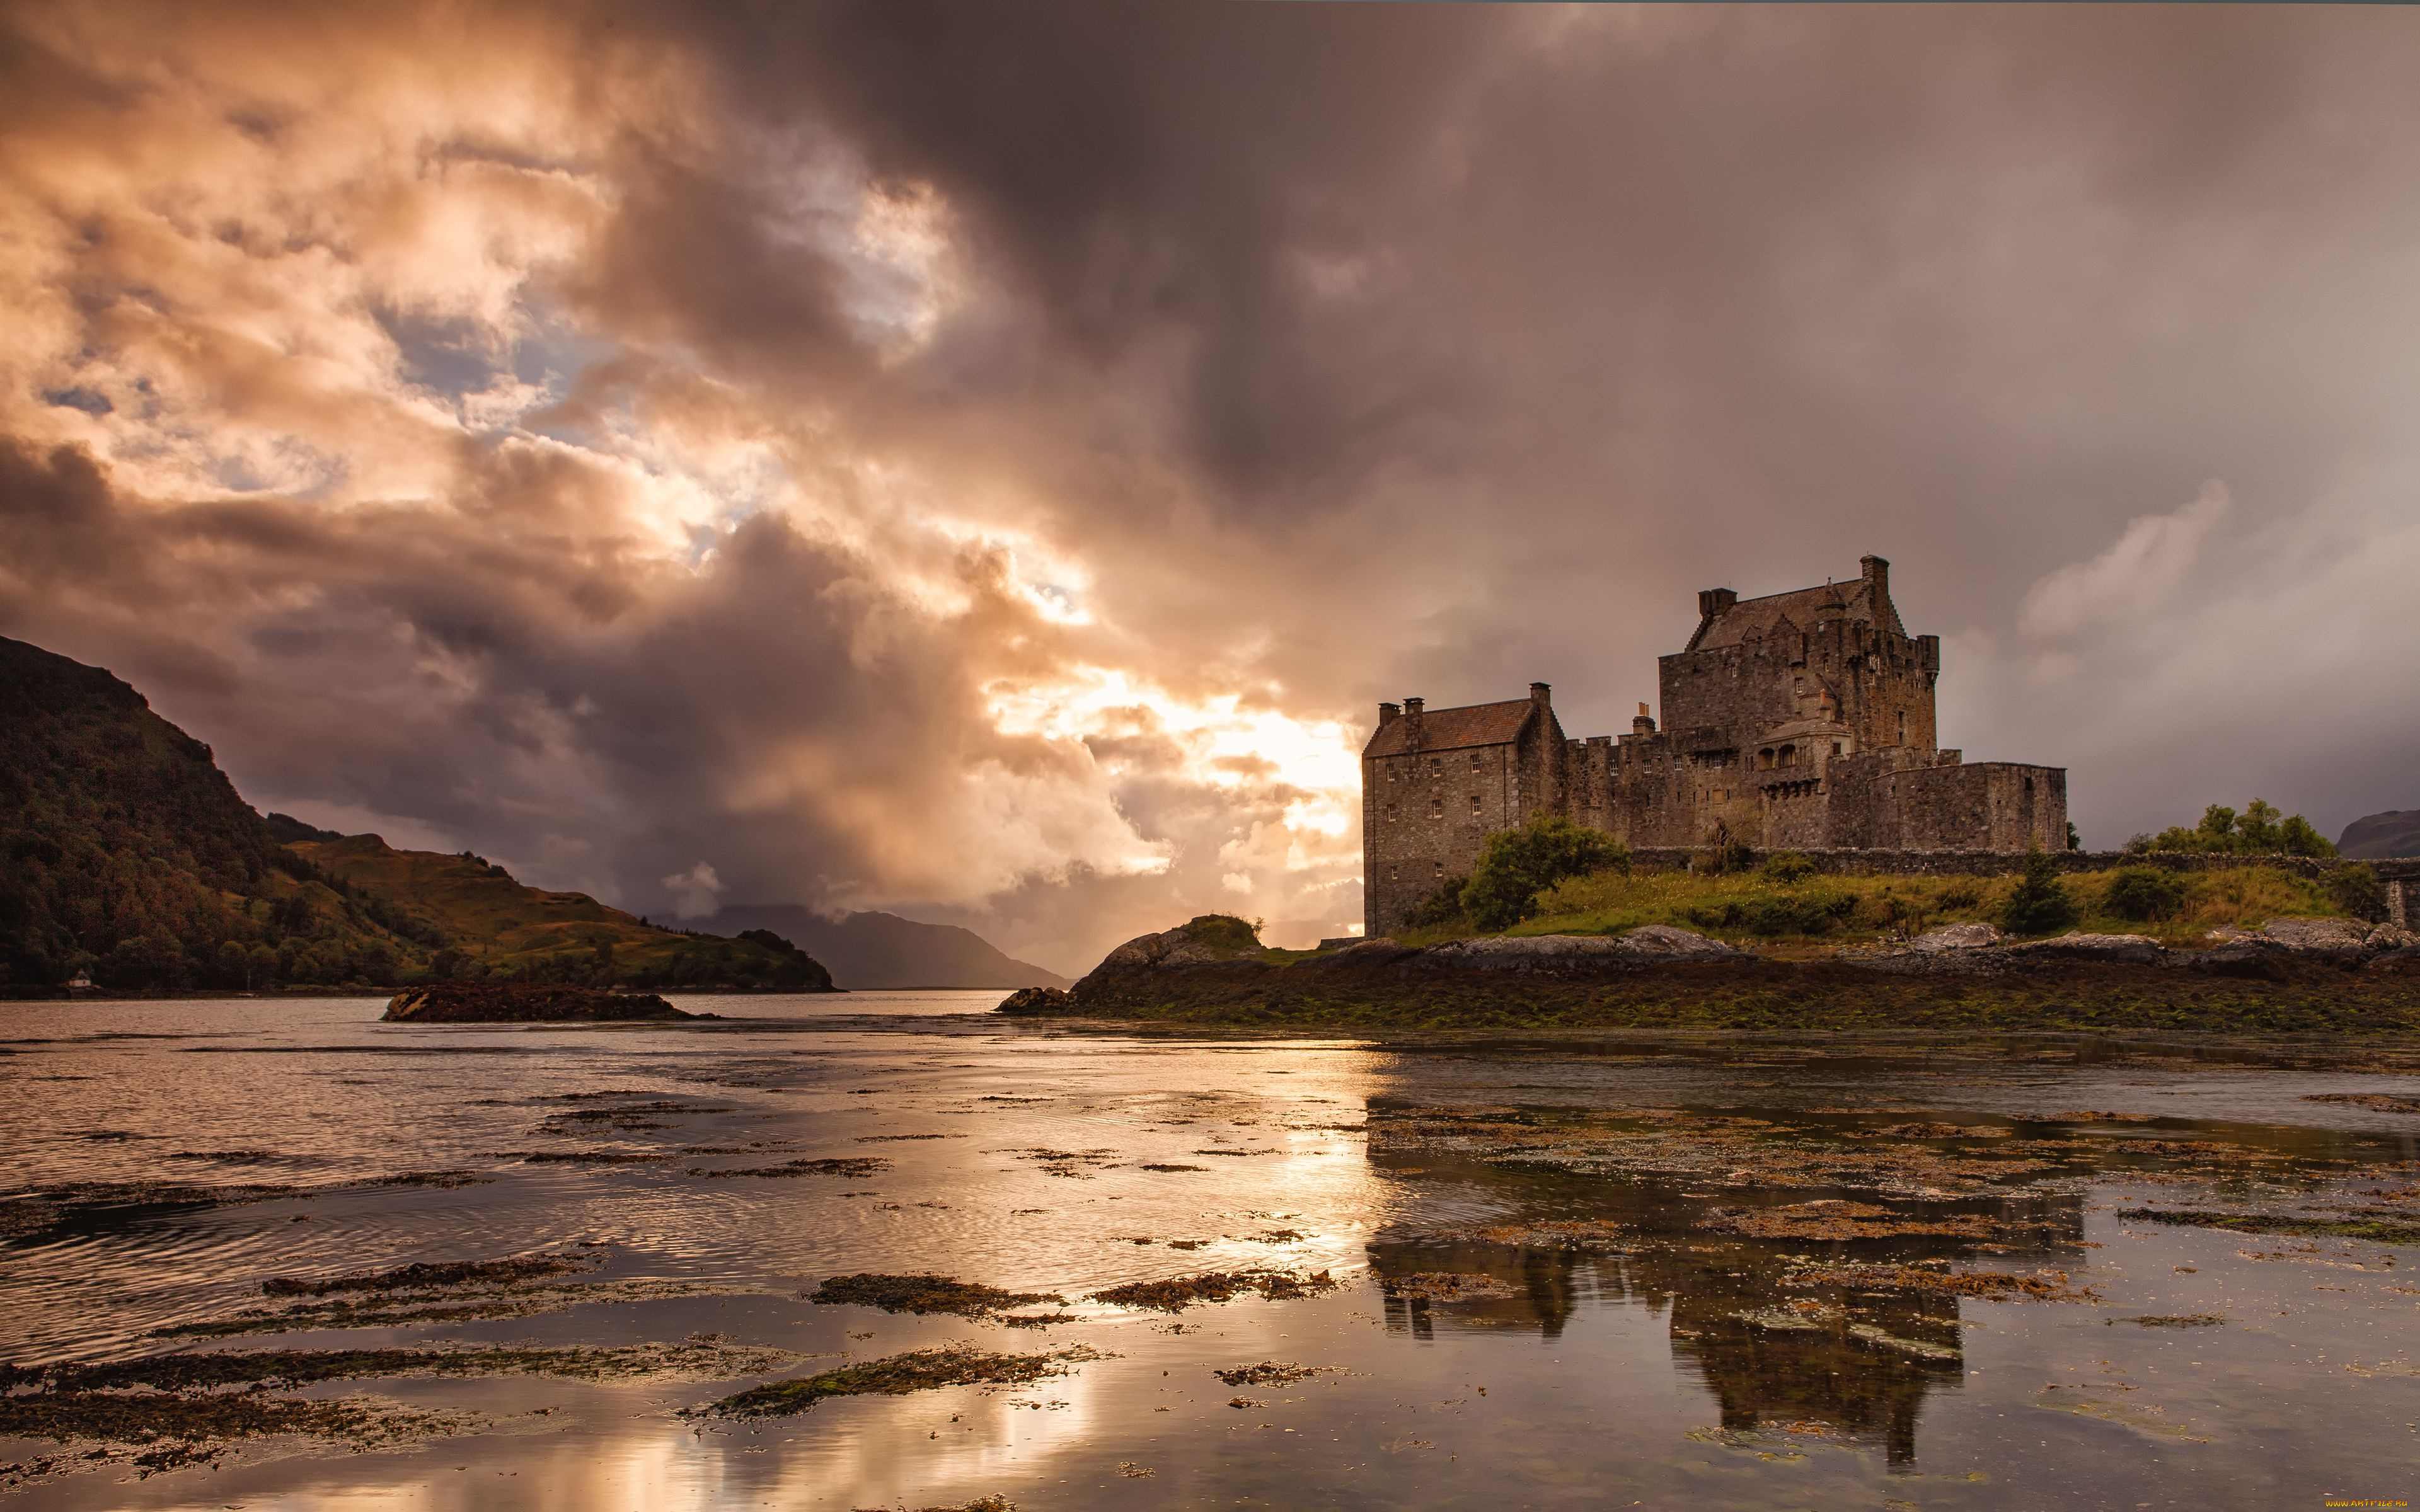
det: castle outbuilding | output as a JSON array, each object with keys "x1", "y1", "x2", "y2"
[{"x1": 1360, "y1": 556, "x2": 2067, "y2": 936}]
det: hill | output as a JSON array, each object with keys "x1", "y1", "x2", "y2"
[
  {"x1": 1, "y1": 635, "x2": 414, "y2": 990},
  {"x1": 0, "y1": 635, "x2": 827, "y2": 994},
  {"x1": 691, "y1": 905, "x2": 1070, "y2": 990},
  {"x1": 287, "y1": 833, "x2": 831, "y2": 992},
  {"x1": 2340, "y1": 810, "x2": 2420, "y2": 860}
]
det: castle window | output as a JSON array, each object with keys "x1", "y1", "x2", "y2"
[
  {"x1": 1385, "y1": 803, "x2": 1398, "y2": 822},
  {"x1": 1390, "y1": 864, "x2": 1400, "y2": 881},
  {"x1": 1428, "y1": 756, "x2": 1442, "y2": 775},
  {"x1": 1831, "y1": 741, "x2": 1842, "y2": 757},
  {"x1": 1779, "y1": 744, "x2": 1797, "y2": 767},
  {"x1": 1429, "y1": 797, "x2": 1443, "y2": 818},
  {"x1": 1759, "y1": 748, "x2": 1774, "y2": 770},
  {"x1": 1898, "y1": 709, "x2": 1906, "y2": 744},
  {"x1": 1794, "y1": 677, "x2": 1805, "y2": 696},
  {"x1": 1469, "y1": 794, "x2": 1482, "y2": 816},
  {"x1": 1434, "y1": 860, "x2": 1445, "y2": 878},
  {"x1": 1468, "y1": 752, "x2": 1482, "y2": 769}
]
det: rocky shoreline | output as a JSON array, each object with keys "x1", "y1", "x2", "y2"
[{"x1": 998, "y1": 916, "x2": 2420, "y2": 1033}]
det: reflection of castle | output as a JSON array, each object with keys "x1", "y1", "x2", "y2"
[
  {"x1": 1368, "y1": 1175, "x2": 2084, "y2": 1465},
  {"x1": 1361, "y1": 557, "x2": 2068, "y2": 935}
]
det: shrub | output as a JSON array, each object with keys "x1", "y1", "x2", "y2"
[
  {"x1": 1699, "y1": 821, "x2": 1756, "y2": 875},
  {"x1": 1936, "y1": 881, "x2": 1982, "y2": 912},
  {"x1": 2324, "y1": 864, "x2": 2388, "y2": 924},
  {"x1": 1461, "y1": 815, "x2": 1630, "y2": 931},
  {"x1": 2102, "y1": 866, "x2": 2187, "y2": 922},
  {"x1": 2002, "y1": 847, "x2": 2078, "y2": 936},
  {"x1": 1402, "y1": 873, "x2": 1471, "y2": 930},
  {"x1": 1762, "y1": 852, "x2": 1816, "y2": 885},
  {"x1": 1178, "y1": 914, "x2": 1264, "y2": 953}
]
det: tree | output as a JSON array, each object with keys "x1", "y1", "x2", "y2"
[
  {"x1": 2131, "y1": 798, "x2": 2336, "y2": 857},
  {"x1": 2066, "y1": 820, "x2": 2083, "y2": 852},
  {"x1": 1460, "y1": 815, "x2": 1629, "y2": 931},
  {"x1": 2002, "y1": 847, "x2": 2078, "y2": 936}
]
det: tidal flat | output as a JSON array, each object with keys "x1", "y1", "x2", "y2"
[{"x1": 4, "y1": 994, "x2": 2419, "y2": 1509}]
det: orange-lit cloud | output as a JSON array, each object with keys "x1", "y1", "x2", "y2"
[{"x1": 7, "y1": 3, "x2": 2420, "y2": 970}]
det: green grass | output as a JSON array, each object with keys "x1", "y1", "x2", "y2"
[{"x1": 1384, "y1": 864, "x2": 2347, "y2": 951}]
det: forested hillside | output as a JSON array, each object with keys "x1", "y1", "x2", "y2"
[{"x1": 0, "y1": 636, "x2": 827, "y2": 994}]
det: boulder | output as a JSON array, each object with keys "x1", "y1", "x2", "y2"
[
  {"x1": 1906, "y1": 922, "x2": 2003, "y2": 953},
  {"x1": 2368, "y1": 945, "x2": 2420, "y2": 975},
  {"x1": 2184, "y1": 941, "x2": 2289, "y2": 980},
  {"x1": 1412, "y1": 926, "x2": 1741, "y2": 972},
  {"x1": 994, "y1": 986, "x2": 1073, "y2": 1015},
  {"x1": 2006, "y1": 932, "x2": 2166, "y2": 965},
  {"x1": 2261, "y1": 917, "x2": 2375, "y2": 953},
  {"x1": 1614, "y1": 924, "x2": 1745, "y2": 958},
  {"x1": 1097, "y1": 928, "x2": 1224, "y2": 971},
  {"x1": 1417, "y1": 935, "x2": 1633, "y2": 971},
  {"x1": 2366, "y1": 924, "x2": 2420, "y2": 951}
]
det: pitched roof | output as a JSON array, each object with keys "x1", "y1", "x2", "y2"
[
  {"x1": 1361, "y1": 698, "x2": 1536, "y2": 759},
  {"x1": 1688, "y1": 576, "x2": 1903, "y2": 652}
]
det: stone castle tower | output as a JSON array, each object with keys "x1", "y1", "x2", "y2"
[{"x1": 1360, "y1": 556, "x2": 2066, "y2": 936}]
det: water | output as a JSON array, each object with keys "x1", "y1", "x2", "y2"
[{"x1": 5, "y1": 994, "x2": 2419, "y2": 1508}]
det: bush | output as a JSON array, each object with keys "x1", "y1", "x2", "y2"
[
  {"x1": 2324, "y1": 864, "x2": 2388, "y2": 924},
  {"x1": 1402, "y1": 873, "x2": 1471, "y2": 930},
  {"x1": 1686, "y1": 889, "x2": 1857, "y2": 937},
  {"x1": 1177, "y1": 914, "x2": 1264, "y2": 953},
  {"x1": 1461, "y1": 815, "x2": 1630, "y2": 931},
  {"x1": 1762, "y1": 852, "x2": 1816, "y2": 884},
  {"x1": 2002, "y1": 847, "x2": 2078, "y2": 936},
  {"x1": 2102, "y1": 866, "x2": 2187, "y2": 922}
]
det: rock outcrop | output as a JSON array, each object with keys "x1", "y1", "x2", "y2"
[
  {"x1": 383, "y1": 983, "x2": 700, "y2": 1023},
  {"x1": 1008, "y1": 911, "x2": 2420, "y2": 1026}
]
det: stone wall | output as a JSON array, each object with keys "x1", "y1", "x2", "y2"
[{"x1": 1622, "y1": 847, "x2": 2341, "y2": 879}]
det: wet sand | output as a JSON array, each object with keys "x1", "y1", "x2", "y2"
[{"x1": 5, "y1": 993, "x2": 2418, "y2": 1509}]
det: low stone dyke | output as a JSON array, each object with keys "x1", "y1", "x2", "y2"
[{"x1": 1624, "y1": 847, "x2": 2354, "y2": 879}]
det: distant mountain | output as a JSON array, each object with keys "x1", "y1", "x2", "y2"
[
  {"x1": 691, "y1": 905, "x2": 1070, "y2": 990},
  {"x1": 0, "y1": 634, "x2": 826, "y2": 993},
  {"x1": 2340, "y1": 810, "x2": 2420, "y2": 860}
]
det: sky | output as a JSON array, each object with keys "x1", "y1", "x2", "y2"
[{"x1": 4, "y1": 3, "x2": 2417, "y2": 974}]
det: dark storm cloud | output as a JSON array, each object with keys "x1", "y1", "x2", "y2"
[{"x1": 4, "y1": 3, "x2": 2419, "y2": 970}]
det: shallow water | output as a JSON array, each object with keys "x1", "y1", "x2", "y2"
[{"x1": 5, "y1": 994, "x2": 2420, "y2": 1509}]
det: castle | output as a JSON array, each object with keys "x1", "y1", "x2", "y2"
[{"x1": 1360, "y1": 556, "x2": 2068, "y2": 936}]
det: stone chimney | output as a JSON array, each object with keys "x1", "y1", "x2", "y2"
[
  {"x1": 1698, "y1": 587, "x2": 1738, "y2": 619},
  {"x1": 1378, "y1": 701, "x2": 1400, "y2": 727},
  {"x1": 1633, "y1": 701, "x2": 1656, "y2": 736},
  {"x1": 1402, "y1": 697, "x2": 1424, "y2": 748},
  {"x1": 1860, "y1": 555, "x2": 1889, "y2": 596},
  {"x1": 1530, "y1": 681, "x2": 1552, "y2": 711}
]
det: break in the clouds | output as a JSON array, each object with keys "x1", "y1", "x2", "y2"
[{"x1": 3, "y1": 3, "x2": 2417, "y2": 972}]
